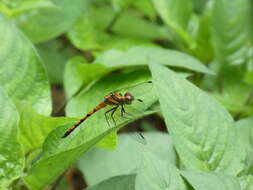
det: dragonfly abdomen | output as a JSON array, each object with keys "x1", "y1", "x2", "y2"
[{"x1": 62, "y1": 101, "x2": 107, "y2": 138}]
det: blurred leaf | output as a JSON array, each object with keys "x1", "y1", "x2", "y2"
[
  {"x1": 208, "y1": 0, "x2": 252, "y2": 116},
  {"x1": 236, "y1": 117, "x2": 253, "y2": 174},
  {"x1": 23, "y1": 71, "x2": 157, "y2": 190},
  {"x1": 203, "y1": 0, "x2": 252, "y2": 109},
  {"x1": 244, "y1": 47, "x2": 253, "y2": 85},
  {"x1": 189, "y1": 15, "x2": 214, "y2": 63},
  {"x1": 192, "y1": 0, "x2": 209, "y2": 14},
  {"x1": 36, "y1": 39, "x2": 75, "y2": 85},
  {"x1": 213, "y1": 85, "x2": 253, "y2": 117},
  {"x1": 239, "y1": 175, "x2": 253, "y2": 190},
  {"x1": 181, "y1": 171, "x2": 241, "y2": 190},
  {"x1": 0, "y1": 88, "x2": 24, "y2": 188},
  {"x1": 67, "y1": 4, "x2": 168, "y2": 51},
  {"x1": 151, "y1": 0, "x2": 192, "y2": 29},
  {"x1": 78, "y1": 132, "x2": 176, "y2": 186},
  {"x1": 151, "y1": 0, "x2": 194, "y2": 47},
  {"x1": 15, "y1": 0, "x2": 85, "y2": 43},
  {"x1": 0, "y1": 0, "x2": 56, "y2": 17},
  {"x1": 211, "y1": 0, "x2": 251, "y2": 67},
  {"x1": 149, "y1": 63, "x2": 245, "y2": 175},
  {"x1": 131, "y1": 0, "x2": 156, "y2": 20},
  {"x1": 64, "y1": 56, "x2": 108, "y2": 98},
  {"x1": 86, "y1": 175, "x2": 136, "y2": 190},
  {"x1": 18, "y1": 103, "x2": 76, "y2": 154},
  {"x1": 135, "y1": 150, "x2": 186, "y2": 190},
  {"x1": 111, "y1": 0, "x2": 134, "y2": 11},
  {"x1": 95, "y1": 46, "x2": 214, "y2": 74},
  {"x1": 0, "y1": 14, "x2": 51, "y2": 115},
  {"x1": 65, "y1": 46, "x2": 213, "y2": 98}
]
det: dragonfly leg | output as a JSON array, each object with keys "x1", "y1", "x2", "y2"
[
  {"x1": 105, "y1": 106, "x2": 118, "y2": 127},
  {"x1": 121, "y1": 105, "x2": 134, "y2": 118},
  {"x1": 110, "y1": 106, "x2": 119, "y2": 126}
]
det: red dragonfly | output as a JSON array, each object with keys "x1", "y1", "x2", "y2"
[{"x1": 62, "y1": 81, "x2": 152, "y2": 138}]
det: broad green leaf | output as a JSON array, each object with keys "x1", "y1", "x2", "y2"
[
  {"x1": 149, "y1": 63, "x2": 245, "y2": 175},
  {"x1": 23, "y1": 126, "x2": 118, "y2": 190},
  {"x1": 86, "y1": 175, "x2": 136, "y2": 190},
  {"x1": 95, "y1": 46, "x2": 214, "y2": 74},
  {"x1": 181, "y1": 171, "x2": 241, "y2": 190},
  {"x1": 135, "y1": 150, "x2": 186, "y2": 190},
  {"x1": 236, "y1": 117, "x2": 253, "y2": 174},
  {"x1": 64, "y1": 56, "x2": 108, "y2": 98},
  {"x1": 239, "y1": 175, "x2": 253, "y2": 190},
  {"x1": 0, "y1": 88, "x2": 24, "y2": 188},
  {"x1": 0, "y1": 0, "x2": 56, "y2": 17},
  {"x1": 18, "y1": 103, "x2": 76, "y2": 154},
  {"x1": 67, "y1": 3, "x2": 168, "y2": 51},
  {"x1": 37, "y1": 39, "x2": 75, "y2": 85},
  {"x1": 78, "y1": 132, "x2": 176, "y2": 186},
  {"x1": 211, "y1": 0, "x2": 251, "y2": 67},
  {"x1": 151, "y1": 0, "x2": 194, "y2": 47},
  {"x1": 0, "y1": 14, "x2": 51, "y2": 115},
  {"x1": 15, "y1": 0, "x2": 85, "y2": 43},
  {"x1": 23, "y1": 71, "x2": 157, "y2": 190}
]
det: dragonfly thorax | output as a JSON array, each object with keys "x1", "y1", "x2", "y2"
[{"x1": 104, "y1": 92, "x2": 134, "y2": 105}]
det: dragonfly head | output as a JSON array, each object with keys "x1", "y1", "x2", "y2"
[{"x1": 124, "y1": 92, "x2": 134, "y2": 104}]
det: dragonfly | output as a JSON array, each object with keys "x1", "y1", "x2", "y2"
[{"x1": 62, "y1": 81, "x2": 153, "y2": 138}]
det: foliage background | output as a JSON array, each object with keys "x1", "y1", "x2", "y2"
[{"x1": 0, "y1": 0, "x2": 253, "y2": 189}]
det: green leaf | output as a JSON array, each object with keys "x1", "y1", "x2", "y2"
[
  {"x1": 23, "y1": 71, "x2": 157, "y2": 190},
  {"x1": 181, "y1": 171, "x2": 241, "y2": 190},
  {"x1": 131, "y1": 0, "x2": 156, "y2": 20},
  {"x1": 64, "y1": 56, "x2": 109, "y2": 98},
  {"x1": 236, "y1": 117, "x2": 253, "y2": 174},
  {"x1": 95, "y1": 46, "x2": 214, "y2": 74},
  {"x1": 36, "y1": 39, "x2": 75, "y2": 85},
  {"x1": 15, "y1": 0, "x2": 85, "y2": 43},
  {"x1": 211, "y1": 0, "x2": 251, "y2": 67},
  {"x1": 135, "y1": 150, "x2": 187, "y2": 190},
  {"x1": 208, "y1": 0, "x2": 252, "y2": 116},
  {"x1": 65, "y1": 46, "x2": 212, "y2": 98},
  {"x1": 23, "y1": 126, "x2": 118, "y2": 190},
  {"x1": 0, "y1": 88, "x2": 24, "y2": 188},
  {"x1": 151, "y1": 0, "x2": 192, "y2": 29},
  {"x1": 192, "y1": 0, "x2": 209, "y2": 14},
  {"x1": 239, "y1": 175, "x2": 253, "y2": 190},
  {"x1": 18, "y1": 103, "x2": 76, "y2": 154},
  {"x1": 0, "y1": 14, "x2": 51, "y2": 115},
  {"x1": 0, "y1": 0, "x2": 56, "y2": 17},
  {"x1": 149, "y1": 63, "x2": 245, "y2": 175},
  {"x1": 67, "y1": 4, "x2": 169, "y2": 51},
  {"x1": 151, "y1": 0, "x2": 194, "y2": 46},
  {"x1": 86, "y1": 175, "x2": 136, "y2": 190},
  {"x1": 78, "y1": 132, "x2": 176, "y2": 186},
  {"x1": 189, "y1": 15, "x2": 214, "y2": 63}
]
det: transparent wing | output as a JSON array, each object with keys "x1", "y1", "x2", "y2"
[
  {"x1": 113, "y1": 81, "x2": 152, "y2": 95},
  {"x1": 114, "y1": 80, "x2": 154, "y2": 111}
]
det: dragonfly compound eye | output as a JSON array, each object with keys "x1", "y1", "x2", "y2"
[{"x1": 124, "y1": 93, "x2": 134, "y2": 104}]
